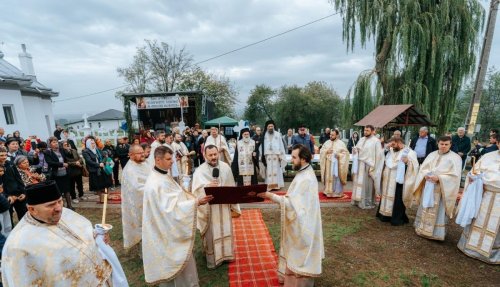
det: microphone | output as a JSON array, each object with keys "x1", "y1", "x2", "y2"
[
  {"x1": 212, "y1": 167, "x2": 220, "y2": 185},
  {"x1": 212, "y1": 168, "x2": 219, "y2": 179}
]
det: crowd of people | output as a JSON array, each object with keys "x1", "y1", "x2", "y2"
[{"x1": 0, "y1": 122, "x2": 497, "y2": 286}]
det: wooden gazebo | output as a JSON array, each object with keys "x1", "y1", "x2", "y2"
[{"x1": 354, "y1": 104, "x2": 434, "y2": 128}]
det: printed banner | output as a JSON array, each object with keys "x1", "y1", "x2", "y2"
[{"x1": 136, "y1": 96, "x2": 189, "y2": 109}]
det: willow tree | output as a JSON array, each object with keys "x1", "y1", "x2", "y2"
[{"x1": 332, "y1": 0, "x2": 484, "y2": 134}]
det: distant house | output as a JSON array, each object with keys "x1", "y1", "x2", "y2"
[
  {"x1": 65, "y1": 109, "x2": 138, "y2": 132},
  {"x1": 0, "y1": 45, "x2": 58, "y2": 140}
]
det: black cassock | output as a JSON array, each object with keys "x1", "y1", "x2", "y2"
[{"x1": 376, "y1": 171, "x2": 409, "y2": 226}]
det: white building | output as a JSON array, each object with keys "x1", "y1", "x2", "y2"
[
  {"x1": 65, "y1": 109, "x2": 138, "y2": 132},
  {"x1": 0, "y1": 45, "x2": 58, "y2": 140}
]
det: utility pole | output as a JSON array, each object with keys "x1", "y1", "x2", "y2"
[{"x1": 465, "y1": 0, "x2": 499, "y2": 136}]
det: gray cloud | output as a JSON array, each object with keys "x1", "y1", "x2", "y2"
[{"x1": 0, "y1": 0, "x2": 498, "y2": 116}]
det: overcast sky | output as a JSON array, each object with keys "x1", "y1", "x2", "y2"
[{"x1": 1, "y1": 0, "x2": 499, "y2": 118}]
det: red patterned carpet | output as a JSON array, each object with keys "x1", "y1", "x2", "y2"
[{"x1": 229, "y1": 209, "x2": 280, "y2": 287}]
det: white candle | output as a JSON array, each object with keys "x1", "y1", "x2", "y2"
[{"x1": 101, "y1": 188, "x2": 108, "y2": 226}]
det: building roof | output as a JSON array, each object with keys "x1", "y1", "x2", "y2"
[
  {"x1": 65, "y1": 109, "x2": 137, "y2": 126},
  {"x1": 88, "y1": 109, "x2": 130, "y2": 121},
  {"x1": 0, "y1": 50, "x2": 58, "y2": 97},
  {"x1": 354, "y1": 104, "x2": 434, "y2": 128}
]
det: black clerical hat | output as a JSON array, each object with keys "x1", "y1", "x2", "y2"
[
  {"x1": 26, "y1": 180, "x2": 62, "y2": 205},
  {"x1": 239, "y1": 128, "x2": 250, "y2": 140},
  {"x1": 265, "y1": 120, "x2": 275, "y2": 129}
]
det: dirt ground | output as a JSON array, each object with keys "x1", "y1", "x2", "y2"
[
  {"x1": 77, "y1": 205, "x2": 499, "y2": 287},
  {"x1": 262, "y1": 207, "x2": 499, "y2": 287}
]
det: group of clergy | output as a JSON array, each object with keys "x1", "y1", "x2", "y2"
[
  {"x1": 319, "y1": 125, "x2": 499, "y2": 264},
  {"x1": 118, "y1": 126, "x2": 325, "y2": 286},
  {"x1": 1, "y1": 124, "x2": 497, "y2": 286}
]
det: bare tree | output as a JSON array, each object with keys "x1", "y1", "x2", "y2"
[
  {"x1": 145, "y1": 40, "x2": 194, "y2": 92},
  {"x1": 116, "y1": 46, "x2": 150, "y2": 93}
]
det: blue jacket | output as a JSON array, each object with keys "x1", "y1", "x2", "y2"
[{"x1": 291, "y1": 134, "x2": 314, "y2": 153}]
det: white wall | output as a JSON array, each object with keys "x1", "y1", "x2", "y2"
[
  {"x1": 21, "y1": 94, "x2": 55, "y2": 140},
  {"x1": 0, "y1": 87, "x2": 30, "y2": 138},
  {"x1": 66, "y1": 119, "x2": 138, "y2": 132}
]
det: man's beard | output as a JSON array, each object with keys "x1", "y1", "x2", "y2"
[
  {"x1": 175, "y1": 140, "x2": 181, "y2": 144},
  {"x1": 268, "y1": 129, "x2": 274, "y2": 134},
  {"x1": 393, "y1": 147, "x2": 401, "y2": 152},
  {"x1": 243, "y1": 137, "x2": 250, "y2": 143},
  {"x1": 208, "y1": 159, "x2": 218, "y2": 167},
  {"x1": 159, "y1": 139, "x2": 165, "y2": 144},
  {"x1": 292, "y1": 163, "x2": 301, "y2": 171}
]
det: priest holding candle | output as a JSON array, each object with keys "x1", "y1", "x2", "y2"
[{"x1": 1, "y1": 180, "x2": 126, "y2": 286}]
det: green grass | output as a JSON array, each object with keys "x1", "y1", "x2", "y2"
[
  {"x1": 77, "y1": 207, "x2": 497, "y2": 287},
  {"x1": 78, "y1": 208, "x2": 228, "y2": 287}
]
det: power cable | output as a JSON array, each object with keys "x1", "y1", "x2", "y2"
[{"x1": 54, "y1": 12, "x2": 339, "y2": 103}]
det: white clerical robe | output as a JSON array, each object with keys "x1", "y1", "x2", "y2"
[
  {"x1": 142, "y1": 168, "x2": 199, "y2": 285},
  {"x1": 380, "y1": 147, "x2": 419, "y2": 217},
  {"x1": 260, "y1": 131, "x2": 287, "y2": 190},
  {"x1": 192, "y1": 161, "x2": 240, "y2": 268},
  {"x1": 148, "y1": 141, "x2": 179, "y2": 177},
  {"x1": 205, "y1": 135, "x2": 231, "y2": 164},
  {"x1": 457, "y1": 151, "x2": 500, "y2": 264},
  {"x1": 2, "y1": 209, "x2": 112, "y2": 286},
  {"x1": 270, "y1": 165, "x2": 324, "y2": 281},
  {"x1": 172, "y1": 141, "x2": 192, "y2": 176},
  {"x1": 121, "y1": 160, "x2": 151, "y2": 250},
  {"x1": 412, "y1": 150, "x2": 462, "y2": 240},
  {"x1": 352, "y1": 136, "x2": 385, "y2": 209},
  {"x1": 320, "y1": 139, "x2": 349, "y2": 197}
]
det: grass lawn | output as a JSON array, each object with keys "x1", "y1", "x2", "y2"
[
  {"x1": 262, "y1": 207, "x2": 499, "y2": 287},
  {"x1": 78, "y1": 206, "x2": 499, "y2": 287},
  {"x1": 78, "y1": 208, "x2": 228, "y2": 287}
]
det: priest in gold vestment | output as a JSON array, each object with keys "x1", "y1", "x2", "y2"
[
  {"x1": 320, "y1": 129, "x2": 349, "y2": 198},
  {"x1": 192, "y1": 144, "x2": 241, "y2": 269},
  {"x1": 2, "y1": 181, "x2": 114, "y2": 286},
  {"x1": 259, "y1": 144, "x2": 324, "y2": 286},
  {"x1": 351, "y1": 125, "x2": 385, "y2": 209},
  {"x1": 457, "y1": 137, "x2": 500, "y2": 264},
  {"x1": 230, "y1": 128, "x2": 258, "y2": 186},
  {"x1": 121, "y1": 144, "x2": 150, "y2": 250},
  {"x1": 204, "y1": 127, "x2": 231, "y2": 164},
  {"x1": 142, "y1": 146, "x2": 213, "y2": 285},
  {"x1": 377, "y1": 137, "x2": 419, "y2": 225},
  {"x1": 411, "y1": 136, "x2": 462, "y2": 241},
  {"x1": 172, "y1": 133, "x2": 195, "y2": 176}
]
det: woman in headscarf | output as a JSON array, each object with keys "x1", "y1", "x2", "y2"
[
  {"x1": 82, "y1": 138, "x2": 112, "y2": 202},
  {"x1": 15, "y1": 155, "x2": 46, "y2": 186}
]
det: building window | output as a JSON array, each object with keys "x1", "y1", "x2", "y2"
[
  {"x1": 89, "y1": 122, "x2": 93, "y2": 128},
  {"x1": 98, "y1": 122, "x2": 101, "y2": 128},
  {"x1": 3, "y1": 105, "x2": 15, "y2": 125},
  {"x1": 77, "y1": 125, "x2": 79, "y2": 129}
]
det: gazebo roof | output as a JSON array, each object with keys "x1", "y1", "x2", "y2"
[
  {"x1": 354, "y1": 104, "x2": 434, "y2": 128},
  {"x1": 204, "y1": 116, "x2": 238, "y2": 126}
]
